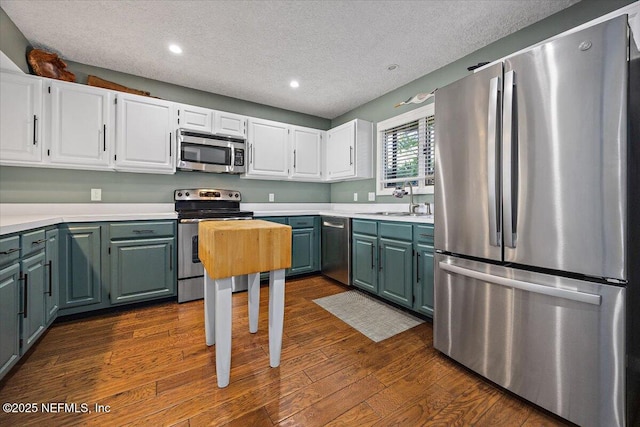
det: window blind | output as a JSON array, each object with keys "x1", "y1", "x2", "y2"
[{"x1": 381, "y1": 114, "x2": 435, "y2": 188}]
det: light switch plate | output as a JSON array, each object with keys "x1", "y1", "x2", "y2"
[
  {"x1": 368, "y1": 192, "x2": 375, "y2": 201},
  {"x1": 269, "y1": 193, "x2": 275, "y2": 202},
  {"x1": 91, "y1": 188, "x2": 102, "y2": 201},
  {"x1": 353, "y1": 192, "x2": 358, "y2": 201}
]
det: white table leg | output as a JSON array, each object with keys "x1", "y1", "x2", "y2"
[
  {"x1": 204, "y1": 271, "x2": 215, "y2": 346},
  {"x1": 215, "y1": 277, "x2": 233, "y2": 388},
  {"x1": 268, "y1": 268, "x2": 285, "y2": 368},
  {"x1": 248, "y1": 273, "x2": 260, "y2": 333}
]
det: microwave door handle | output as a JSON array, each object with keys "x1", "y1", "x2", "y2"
[
  {"x1": 487, "y1": 75, "x2": 501, "y2": 247},
  {"x1": 503, "y1": 70, "x2": 517, "y2": 248}
]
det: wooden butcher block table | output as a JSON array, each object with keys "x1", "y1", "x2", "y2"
[{"x1": 198, "y1": 220, "x2": 292, "y2": 388}]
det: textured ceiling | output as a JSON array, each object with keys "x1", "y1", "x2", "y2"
[{"x1": 1, "y1": 0, "x2": 579, "y2": 119}]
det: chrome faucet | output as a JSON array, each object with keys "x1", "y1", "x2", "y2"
[{"x1": 392, "y1": 181, "x2": 419, "y2": 213}]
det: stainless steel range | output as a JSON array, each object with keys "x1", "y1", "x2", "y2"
[{"x1": 175, "y1": 188, "x2": 253, "y2": 302}]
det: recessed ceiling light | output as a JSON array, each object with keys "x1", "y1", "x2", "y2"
[
  {"x1": 290, "y1": 80, "x2": 300, "y2": 88},
  {"x1": 387, "y1": 64, "x2": 399, "y2": 71},
  {"x1": 169, "y1": 44, "x2": 183, "y2": 54}
]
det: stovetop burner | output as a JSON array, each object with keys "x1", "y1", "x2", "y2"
[{"x1": 175, "y1": 188, "x2": 253, "y2": 219}]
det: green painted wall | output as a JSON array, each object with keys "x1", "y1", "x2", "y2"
[
  {"x1": 329, "y1": 0, "x2": 636, "y2": 204},
  {"x1": 0, "y1": 7, "x2": 29, "y2": 73},
  {"x1": 0, "y1": 166, "x2": 329, "y2": 203}
]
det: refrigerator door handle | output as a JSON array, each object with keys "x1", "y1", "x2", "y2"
[
  {"x1": 438, "y1": 261, "x2": 601, "y2": 305},
  {"x1": 487, "y1": 76, "x2": 501, "y2": 247},
  {"x1": 502, "y1": 70, "x2": 517, "y2": 248}
]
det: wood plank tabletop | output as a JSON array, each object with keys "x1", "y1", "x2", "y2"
[{"x1": 198, "y1": 220, "x2": 292, "y2": 279}]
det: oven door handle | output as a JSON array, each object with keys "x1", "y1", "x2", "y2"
[{"x1": 179, "y1": 217, "x2": 253, "y2": 223}]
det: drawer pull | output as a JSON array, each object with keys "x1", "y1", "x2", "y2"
[
  {"x1": 419, "y1": 233, "x2": 431, "y2": 238},
  {"x1": 0, "y1": 247, "x2": 20, "y2": 255},
  {"x1": 132, "y1": 229, "x2": 155, "y2": 234},
  {"x1": 32, "y1": 238, "x2": 47, "y2": 245}
]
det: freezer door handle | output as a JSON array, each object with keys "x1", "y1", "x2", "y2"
[
  {"x1": 438, "y1": 261, "x2": 601, "y2": 305},
  {"x1": 487, "y1": 75, "x2": 501, "y2": 247},
  {"x1": 502, "y1": 70, "x2": 518, "y2": 248}
]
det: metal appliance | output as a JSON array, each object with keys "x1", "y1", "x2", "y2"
[
  {"x1": 434, "y1": 15, "x2": 639, "y2": 427},
  {"x1": 175, "y1": 189, "x2": 253, "y2": 302},
  {"x1": 320, "y1": 216, "x2": 351, "y2": 285},
  {"x1": 177, "y1": 129, "x2": 246, "y2": 174}
]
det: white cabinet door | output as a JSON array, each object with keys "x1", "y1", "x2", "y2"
[
  {"x1": 215, "y1": 111, "x2": 246, "y2": 138},
  {"x1": 0, "y1": 72, "x2": 43, "y2": 163},
  {"x1": 115, "y1": 94, "x2": 176, "y2": 174},
  {"x1": 291, "y1": 126, "x2": 323, "y2": 180},
  {"x1": 178, "y1": 104, "x2": 213, "y2": 133},
  {"x1": 47, "y1": 81, "x2": 112, "y2": 169},
  {"x1": 326, "y1": 120, "x2": 355, "y2": 179},
  {"x1": 247, "y1": 118, "x2": 289, "y2": 177}
]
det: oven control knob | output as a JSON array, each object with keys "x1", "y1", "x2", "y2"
[
  {"x1": 228, "y1": 193, "x2": 232, "y2": 197},
  {"x1": 185, "y1": 192, "x2": 190, "y2": 197},
  {"x1": 235, "y1": 194, "x2": 239, "y2": 198},
  {"x1": 177, "y1": 192, "x2": 183, "y2": 197}
]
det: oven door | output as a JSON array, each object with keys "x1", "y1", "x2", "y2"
[{"x1": 177, "y1": 221, "x2": 204, "y2": 280}]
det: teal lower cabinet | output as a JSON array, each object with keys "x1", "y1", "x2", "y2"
[
  {"x1": 0, "y1": 262, "x2": 21, "y2": 380},
  {"x1": 352, "y1": 233, "x2": 378, "y2": 293},
  {"x1": 20, "y1": 250, "x2": 46, "y2": 354},
  {"x1": 59, "y1": 225, "x2": 103, "y2": 309},
  {"x1": 413, "y1": 224, "x2": 435, "y2": 316},
  {"x1": 351, "y1": 219, "x2": 435, "y2": 316},
  {"x1": 260, "y1": 216, "x2": 320, "y2": 279},
  {"x1": 44, "y1": 229, "x2": 59, "y2": 325},
  {"x1": 109, "y1": 221, "x2": 176, "y2": 304}
]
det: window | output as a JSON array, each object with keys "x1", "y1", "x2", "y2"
[{"x1": 376, "y1": 104, "x2": 435, "y2": 195}]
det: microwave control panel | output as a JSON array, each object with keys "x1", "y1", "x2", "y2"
[{"x1": 234, "y1": 149, "x2": 244, "y2": 166}]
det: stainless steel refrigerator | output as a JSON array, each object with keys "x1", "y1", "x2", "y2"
[{"x1": 434, "y1": 15, "x2": 639, "y2": 427}]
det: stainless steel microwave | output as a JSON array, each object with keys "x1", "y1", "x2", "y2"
[{"x1": 177, "y1": 129, "x2": 246, "y2": 174}]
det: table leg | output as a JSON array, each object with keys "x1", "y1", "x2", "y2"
[
  {"x1": 215, "y1": 277, "x2": 233, "y2": 388},
  {"x1": 204, "y1": 271, "x2": 215, "y2": 346},
  {"x1": 248, "y1": 273, "x2": 260, "y2": 333},
  {"x1": 268, "y1": 268, "x2": 285, "y2": 368}
]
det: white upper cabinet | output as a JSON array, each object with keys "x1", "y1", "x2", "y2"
[
  {"x1": 0, "y1": 72, "x2": 43, "y2": 164},
  {"x1": 215, "y1": 111, "x2": 246, "y2": 138},
  {"x1": 178, "y1": 104, "x2": 214, "y2": 133},
  {"x1": 246, "y1": 118, "x2": 289, "y2": 177},
  {"x1": 115, "y1": 93, "x2": 176, "y2": 174},
  {"x1": 46, "y1": 80, "x2": 113, "y2": 169},
  {"x1": 325, "y1": 118, "x2": 373, "y2": 181},
  {"x1": 291, "y1": 126, "x2": 323, "y2": 180}
]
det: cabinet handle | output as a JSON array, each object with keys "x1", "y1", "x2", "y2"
[
  {"x1": 33, "y1": 115, "x2": 38, "y2": 145},
  {"x1": 132, "y1": 229, "x2": 155, "y2": 234},
  {"x1": 0, "y1": 247, "x2": 20, "y2": 255},
  {"x1": 46, "y1": 260, "x2": 53, "y2": 296},
  {"x1": 169, "y1": 244, "x2": 173, "y2": 271},
  {"x1": 32, "y1": 238, "x2": 47, "y2": 245},
  {"x1": 378, "y1": 246, "x2": 382, "y2": 271},
  {"x1": 370, "y1": 244, "x2": 374, "y2": 269},
  {"x1": 293, "y1": 149, "x2": 296, "y2": 169},
  {"x1": 23, "y1": 273, "x2": 28, "y2": 318},
  {"x1": 416, "y1": 252, "x2": 420, "y2": 282},
  {"x1": 103, "y1": 124, "x2": 107, "y2": 151},
  {"x1": 252, "y1": 144, "x2": 255, "y2": 165},
  {"x1": 169, "y1": 132, "x2": 172, "y2": 157},
  {"x1": 350, "y1": 146, "x2": 353, "y2": 166}
]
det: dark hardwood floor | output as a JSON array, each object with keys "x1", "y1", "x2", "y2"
[{"x1": 0, "y1": 275, "x2": 570, "y2": 426}]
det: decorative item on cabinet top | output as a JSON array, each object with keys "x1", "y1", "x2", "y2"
[{"x1": 27, "y1": 48, "x2": 75, "y2": 82}]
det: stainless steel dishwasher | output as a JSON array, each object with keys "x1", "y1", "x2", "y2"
[{"x1": 321, "y1": 216, "x2": 351, "y2": 285}]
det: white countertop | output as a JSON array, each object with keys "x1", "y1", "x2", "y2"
[{"x1": 0, "y1": 202, "x2": 433, "y2": 235}]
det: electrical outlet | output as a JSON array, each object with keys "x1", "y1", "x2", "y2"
[
  {"x1": 269, "y1": 193, "x2": 275, "y2": 202},
  {"x1": 368, "y1": 192, "x2": 375, "y2": 201},
  {"x1": 91, "y1": 188, "x2": 102, "y2": 201},
  {"x1": 353, "y1": 192, "x2": 358, "y2": 201}
]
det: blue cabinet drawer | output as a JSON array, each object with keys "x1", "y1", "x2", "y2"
[
  {"x1": 0, "y1": 235, "x2": 21, "y2": 266},
  {"x1": 413, "y1": 224, "x2": 434, "y2": 243},
  {"x1": 352, "y1": 219, "x2": 377, "y2": 236},
  {"x1": 21, "y1": 229, "x2": 47, "y2": 256},
  {"x1": 109, "y1": 221, "x2": 175, "y2": 240},
  {"x1": 288, "y1": 216, "x2": 315, "y2": 228},
  {"x1": 379, "y1": 222, "x2": 412, "y2": 241}
]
